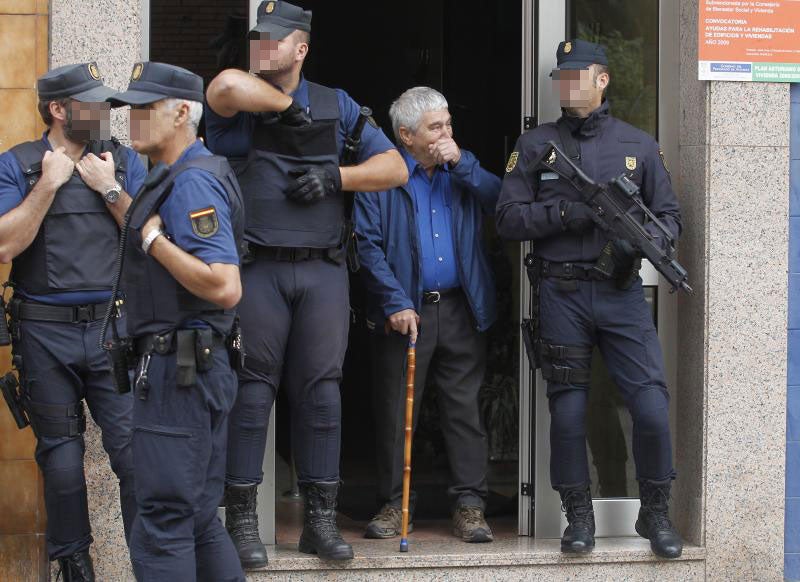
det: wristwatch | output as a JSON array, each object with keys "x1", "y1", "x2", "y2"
[
  {"x1": 102, "y1": 182, "x2": 122, "y2": 204},
  {"x1": 142, "y1": 227, "x2": 165, "y2": 255}
]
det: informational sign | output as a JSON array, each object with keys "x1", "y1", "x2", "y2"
[{"x1": 699, "y1": 0, "x2": 800, "y2": 81}]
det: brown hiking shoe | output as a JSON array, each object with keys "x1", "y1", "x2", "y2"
[
  {"x1": 453, "y1": 506, "x2": 494, "y2": 543},
  {"x1": 364, "y1": 504, "x2": 413, "y2": 539}
]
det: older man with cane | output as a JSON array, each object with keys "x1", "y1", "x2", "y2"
[{"x1": 355, "y1": 86, "x2": 500, "y2": 542}]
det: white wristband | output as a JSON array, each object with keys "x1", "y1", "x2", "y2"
[{"x1": 142, "y1": 228, "x2": 164, "y2": 255}]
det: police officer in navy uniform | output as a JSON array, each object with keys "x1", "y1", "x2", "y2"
[
  {"x1": 0, "y1": 63, "x2": 146, "y2": 581},
  {"x1": 205, "y1": 0, "x2": 407, "y2": 567},
  {"x1": 496, "y1": 40, "x2": 684, "y2": 559},
  {"x1": 108, "y1": 62, "x2": 245, "y2": 581}
]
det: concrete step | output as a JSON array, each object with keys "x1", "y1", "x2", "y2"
[{"x1": 244, "y1": 536, "x2": 706, "y2": 581}]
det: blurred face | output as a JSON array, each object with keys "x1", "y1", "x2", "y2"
[
  {"x1": 552, "y1": 65, "x2": 608, "y2": 110},
  {"x1": 400, "y1": 109, "x2": 453, "y2": 167},
  {"x1": 62, "y1": 100, "x2": 111, "y2": 142},
  {"x1": 248, "y1": 30, "x2": 307, "y2": 78},
  {"x1": 129, "y1": 99, "x2": 181, "y2": 156}
]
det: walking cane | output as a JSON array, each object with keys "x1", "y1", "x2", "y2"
[{"x1": 399, "y1": 338, "x2": 416, "y2": 553}]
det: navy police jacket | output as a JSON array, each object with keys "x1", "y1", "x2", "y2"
[
  {"x1": 496, "y1": 101, "x2": 682, "y2": 263},
  {"x1": 355, "y1": 149, "x2": 500, "y2": 332}
]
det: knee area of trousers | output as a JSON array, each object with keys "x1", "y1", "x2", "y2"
[
  {"x1": 43, "y1": 463, "x2": 87, "y2": 495},
  {"x1": 631, "y1": 389, "x2": 670, "y2": 434}
]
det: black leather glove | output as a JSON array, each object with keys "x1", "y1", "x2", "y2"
[
  {"x1": 560, "y1": 201, "x2": 602, "y2": 233},
  {"x1": 611, "y1": 239, "x2": 639, "y2": 263},
  {"x1": 286, "y1": 166, "x2": 342, "y2": 204},
  {"x1": 277, "y1": 100, "x2": 312, "y2": 127}
]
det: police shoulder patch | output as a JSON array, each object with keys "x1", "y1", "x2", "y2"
[
  {"x1": 506, "y1": 151, "x2": 519, "y2": 173},
  {"x1": 190, "y1": 207, "x2": 219, "y2": 238}
]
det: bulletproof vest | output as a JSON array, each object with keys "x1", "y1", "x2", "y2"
[
  {"x1": 9, "y1": 139, "x2": 127, "y2": 295},
  {"x1": 238, "y1": 81, "x2": 344, "y2": 249},
  {"x1": 123, "y1": 154, "x2": 245, "y2": 338}
]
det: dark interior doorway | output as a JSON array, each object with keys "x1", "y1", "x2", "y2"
[
  {"x1": 295, "y1": 0, "x2": 522, "y2": 525},
  {"x1": 149, "y1": 0, "x2": 523, "y2": 534}
]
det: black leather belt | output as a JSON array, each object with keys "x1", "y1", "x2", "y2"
[
  {"x1": 251, "y1": 245, "x2": 328, "y2": 262},
  {"x1": 134, "y1": 330, "x2": 226, "y2": 357},
  {"x1": 539, "y1": 261, "x2": 610, "y2": 281},
  {"x1": 422, "y1": 288, "x2": 461, "y2": 304},
  {"x1": 16, "y1": 300, "x2": 112, "y2": 323}
]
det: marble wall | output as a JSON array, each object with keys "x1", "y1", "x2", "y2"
[
  {"x1": 50, "y1": 2, "x2": 142, "y2": 579},
  {"x1": 679, "y1": 1, "x2": 790, "y2": 580}
]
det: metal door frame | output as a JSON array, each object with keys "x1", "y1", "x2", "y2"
[{"x1": 525, "y1": 0, "x2": 680, "y2": 539}]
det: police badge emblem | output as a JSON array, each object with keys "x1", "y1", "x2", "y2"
[
  {"x1": 266, "y1": 1, "x2": 276, "y2": 13},
  {"x1": 88, "y1": 63, "x2": 101, "y2": 80},
  {"x1": 547, "y1": 149, "x2": 557, "y2": 165},
  {"x1": 131, "y1": 63, "x2": 144, "y2": 81},
  {"x1": 190, "y1": 207, "x2": 219, "y2": 238},
  {"x1": 564, "y1": 42, "x2": 572, "y2": 54},
  {"x1": 506, "y1": 152, "x2": 519, "y2": 173},
  {"x1": 625, "y1": 156, "x2": 637, "y2": 171}
]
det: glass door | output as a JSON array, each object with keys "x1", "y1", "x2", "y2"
[{"x1": 531, "y1": 0, "x2": 678, "y2": 538}]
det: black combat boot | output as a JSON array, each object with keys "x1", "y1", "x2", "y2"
[
  {"x1": 635, "y1": 479, "x2": 683, "y2": 559},
  {"x1": 557, "y1": 484, "x2": 596, "y2": 554},
  {"x1": 224, "y1": 484, "x2": 268, "y2": 569},
  {"x1": 298, "y1": 481, "x2": 354, "y2": 561},
  {"x1": 57, "y1": 549, "x2": 95, "y2": 582}
]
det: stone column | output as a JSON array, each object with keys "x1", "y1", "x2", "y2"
[
  {"x1": 678, "y1": 1, "x2": 789, "y2": 580},
  {"x1": 50, "y1": 2, "x2": 142, "y2": 579}
]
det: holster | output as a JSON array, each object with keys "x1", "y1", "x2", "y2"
[
  {"x1": 1, "y1": 372, "x2": 28, "y2": 429},
  {"x1": 616, "y1": 255, "x2": 642, "y2": 290},
  {"x1": 176, "y1": 329, "x2": 198, "y2": 388},
  {"x1": 344, "y1": 220, "x2": 361, "y2": 273},
  {"x1": 227, "y1": 317, "x2": 245, "y2": 371}
]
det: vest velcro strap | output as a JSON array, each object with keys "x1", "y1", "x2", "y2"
[
  {"x1": 31, "y1": 415, "x2": 86, "y2": 438},
  {"x1": 25, "y1": 399, "x2": 83, "y2": 419},
  {"x1": 541, "y1": 361, "x2": 591, "y2": 386},
  {"x1": 539, "y1": 343, "x2": 593, "y2": 361},
  {"x1": 27, "y1": 399, "x2": 86, "y2": 438}
]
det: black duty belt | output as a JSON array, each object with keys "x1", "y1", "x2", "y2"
[
  {"x1": 539, "y1": 261, "x2": 611, "y2": 281},
  {"x1": 16, "y1": 300, "x2": 112, "y2": 323},
  {"x1": 251, "y1": 245, "x2": 329, "y2": 262},
  {"x1": 134, "y1": 330, "x2": 226, "y2": 357},
  {"x1": 422, "y1": 288, "x2": 461, "y2": 304}
]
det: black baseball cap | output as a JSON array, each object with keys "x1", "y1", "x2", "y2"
[
  {"x1": 248, "y1": 1, "x2": 311, "y2": 41},
  {"x1": 108, "y1": 62, "x2": 204, "y2": 106},
  {"x1": 37, "y1": 63, "x2": 117, "y2": 103},
  {"x1": 554, "y1": 39, "x2": 608, "y2": 71}
]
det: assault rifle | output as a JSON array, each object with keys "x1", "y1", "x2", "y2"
[{"x1": 532, "y1": 141, "x2": 693, "y2": 294}]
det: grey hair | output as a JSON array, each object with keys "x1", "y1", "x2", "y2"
[
  {"x1": 389, "y1": 87, "x2": 449, "y2": 142},
  {"x1": 165, "y1": 98, "x2": 203, "y2": 134}
]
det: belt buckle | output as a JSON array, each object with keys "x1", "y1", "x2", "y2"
[
  {"x1": 74, "y1": 305, "x2": 93, "y2": 323},
  {"x1": 426, "y1": 291, "x2": 441, "y2": 304}
]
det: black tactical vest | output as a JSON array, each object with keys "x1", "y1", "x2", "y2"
[
  {"x1": 237, "y1": 81, "x2": 344, "y2": 249},
  {"x1": 123, "y1": 153, "x2": 244, "y2": 338},
  {"x1": 9, "y1": 139, "x2": 127, "y2": 295}
]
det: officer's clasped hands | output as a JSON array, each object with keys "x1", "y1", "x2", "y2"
[
  {"x1": 286, "y1": 165, "x2": 342, "y2": 204},
  {"x1": 75, "y1": 151, "x2": 116, "y2": 194},
  {"x1": 42, "y1": 146, "x2": 76, "y2": 190}
]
